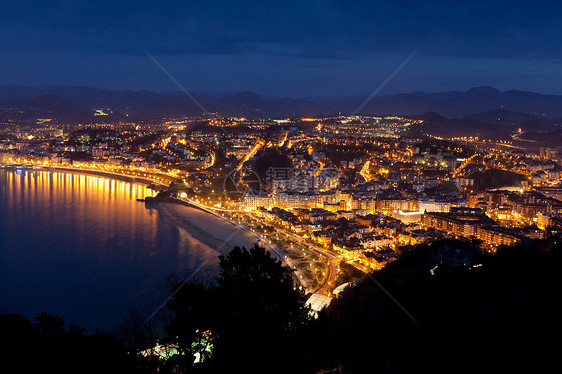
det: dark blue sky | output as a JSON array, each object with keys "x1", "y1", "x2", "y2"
[{"x1": 1, "y1": 0, "x2": 561, "y2": 96}]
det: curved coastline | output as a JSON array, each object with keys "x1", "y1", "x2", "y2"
[
  {"x1": 35, "y1": 167, "x2": 267, "y2": 268},
  {"x1": 0, "y1": 163, "x2": 169, "y2": 190},
  {"x1": 40, "y1": 167, "x2": 252, "y2": 258},
  {"x1": 45, "y1": 166, "x2": 170, "y2": 189},
  {"x1": 166, "y1": 198, "x2": 290, "y2": 263},
  {"x1": 153, "y1": 199, "x2": 312, "y2": 290},
  {"x1": 154, "y1": 202, "x2": 261, "y2": 256},
  {"x1": 3, "y1": 164, "x2": 304, "y2": 288},
  {"x1": 3, "y1": 164, "x2": 260, "y2": 263},
  {"x1": 0, "y1": 167, "x2": 187, "y2": 330}
]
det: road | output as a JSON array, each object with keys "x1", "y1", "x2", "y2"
[
  {"x1": 184, "y1": 195, "x2": 338, "y2": 295},
  {"x1": 451, "y1": 153, "x2": 478, "y2": 177},
  {"x1": 359, "y1": 160, "x2": 372, "y2": 182},
  {"x1": 246, "y1": 213, "x2": 340, "y2": 295},
  {"x1": 178, "y1": 194, "x2": 382, "y2": 297},
  {"x1": 235, "y1": 139, "x2": 264, "y2": 172},
  {"x1": 177, "y1": 196, "x2": 312, "y2": 291}
]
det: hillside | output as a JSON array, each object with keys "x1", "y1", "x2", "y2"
[{"x1": 1, "y1": 85, "x2": 562, "y2": 124}]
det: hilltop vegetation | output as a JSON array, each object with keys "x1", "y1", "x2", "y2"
[
  {"x1": 469, "y1": 168, "x2": 526, "y2": 191},
  {"x1": 314, "y1": 236, "x2": 562, "y2": 373},
  {"x1": 3, "y1": 236, "x2": 561, "y2": 373}
]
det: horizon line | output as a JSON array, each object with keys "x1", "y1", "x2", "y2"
[{"x1": 0, "y1": 84, "x2": 558, "y2": 99}]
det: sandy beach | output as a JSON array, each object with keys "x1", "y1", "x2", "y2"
[
  {"x1": 156, "y1": 202, "x2": 261, "y2": 257},
  {"x1": 154, "y1": 202, "x2": 312, "y2": 290}
]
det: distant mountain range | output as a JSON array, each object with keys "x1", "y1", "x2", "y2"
[{"x1": 1, "y1": 85, "x2": 562, "y2": 125}]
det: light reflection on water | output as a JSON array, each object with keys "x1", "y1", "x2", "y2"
[{"x1": 0, "y1": 169, "x2": 217, "y2": 331}]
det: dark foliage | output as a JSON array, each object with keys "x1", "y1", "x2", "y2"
[
  {"x1": 469, "y1": 168, "x2": 526, "y2": 191},
  {"x1": 334, "y1": 260, "x2": 365, "y2": 287},
  {"x1": 0, "y1": 312, "x2": 136, "y2": 374},
  {"x1": 314, "y1": 236, "x2": 562, "y2": 373},
  {"x1": 7, "y1": 237, "x2": 562, "y2": 373},
  {"x1": 165, "y1": 244, "x2": 311, "y2": 373},
  {"x1": 252, "y1": 148, "x2": 293, "y2": 180}
]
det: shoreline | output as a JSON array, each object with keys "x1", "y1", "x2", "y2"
[
  {"x1": 160, "y1": 197, "x2": 289, "y2": 262},
  {"x1": 0, "y1": 167, "x2": 188, "y2": 331},
  {"x1": 46, "y1": 166, "x2": 170, "y2": 189},
  {"x1": 156, "y1": 202, "x2": 261, "y2": 252},
  {"x1": 153, "y1": 200, "x2": 310, "y2": 290},
  {"x1": 1, "y1": 165, "x2": 310, "y2": 290},
  {"x1": 0, "y1": 163, "x2": 169, "y2": 190},
  {"x1": 2, "y1": 165, "x2": 260, "y2": 270}
]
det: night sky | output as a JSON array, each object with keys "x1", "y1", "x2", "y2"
[{"x1": 1, "y1": 0, "x2": 561, "y2": 96}]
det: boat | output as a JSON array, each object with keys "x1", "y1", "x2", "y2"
[{"x1": 136, "y1": 198, "x2": 145, "y2": 202}]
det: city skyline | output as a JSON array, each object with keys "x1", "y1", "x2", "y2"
[{"x1": 2, "y1": 1, "x2": 562, "y2": 372}]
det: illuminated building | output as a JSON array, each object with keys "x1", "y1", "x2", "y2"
[
  {"x1": 242, "y1": 193, "x2": 274, "y2": 211},
  {"x1": 476, "y1": 226, "x2": 523, "y2": 247},
  {"x1": 419, "y1": 198, "x2": 469, "y2": 213},
  {"x1": 392, "y1": 209, "x2": 423, "y2": 223},
  {"x1": 421, "y1": 208, "x2": 494, "y2": 239},
  {"x1": 413, "y1": 148, "x2": 458, "y2": 170}
]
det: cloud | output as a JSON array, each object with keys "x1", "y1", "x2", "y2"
[
  {"x1": 1, "y1": 0, "x2": 561, "y2": 59},
  {"x1": 3, "y1": 49, "x2": 562, "y2": 97}
]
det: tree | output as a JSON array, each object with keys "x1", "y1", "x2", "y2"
[
  {"x1": 315, "y1": 236, "x2": 562, "y2": 373},
  {"x1": 0, "y1": 312, "x2": 134, "y2": 374},
  {"x1": 213, "y1": 245, "x2": 311, "y2": 373},
  {"x1": 165, "y1": 245, "x2": 311, "y2": 373},
  {"x1": 33, "y1": 312, "x2": 65, "y2": 335},
  {"x1": 215, "y1": 245, "x2": 309, "y2": 333},
  {"x1": 252, "y1": 148, "x2": 293, "y2": 180},
  {"x1": 115, "y1": 303, "x2": 162, "y2": 357},
  {"x1": 165, "y1": 282, "x2": 213, "y2": 371}
]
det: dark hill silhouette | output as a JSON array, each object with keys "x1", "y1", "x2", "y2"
[
  {"x1": 315, "y1": 236, "x2": 562, "y2": 373},
  {"x1": 2, "y1": 85, "x2": 562, "y2": 121},
  {"x1": 411, "y1": 111, "x2": 448, "y2": 122},
  {"x1": 1, "y1": 94, "x2": 87, "y2": 120},
  {"x1": 464, "y1": 108, "x2": 553, "y2": 127}
]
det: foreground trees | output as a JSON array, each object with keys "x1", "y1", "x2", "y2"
[
  {"x1": 166, "y1": 237, "x2": 562, "y2": 373},
  {"x1": 0, "y1": 312, "x2": 134, "y2": 373},
  {"x1": 5, "y1": 237, "x2": 562, "y2": 373},
  {"x1": 165, "y1": 244, "x2": 311, "y2": 373},
  {"x1": 316, "y1": 236, "x2": 562, "y2": 373}
]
